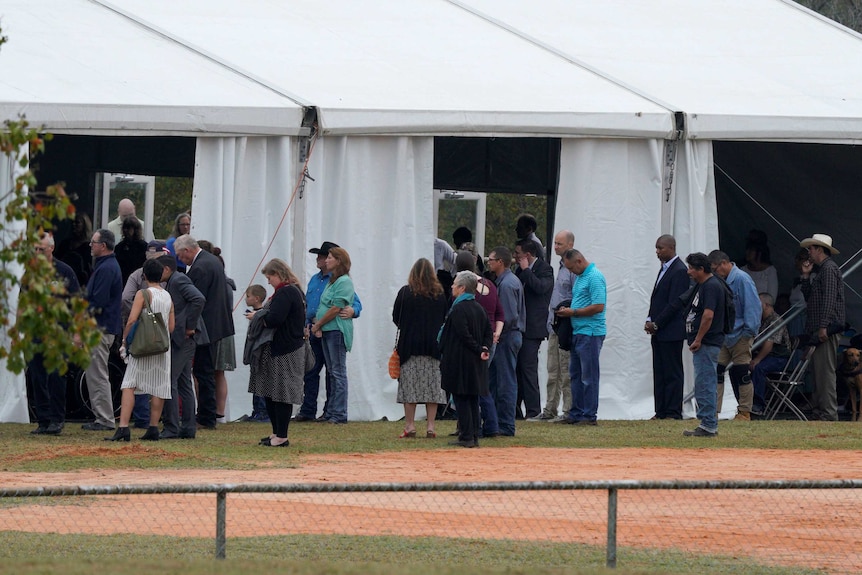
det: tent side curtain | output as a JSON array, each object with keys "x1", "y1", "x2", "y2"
[
  {"x1": 553, "y1": 138, "x2": 717, "y2": 420},
  {"x1": 0, "y1": 151, "x2": 30, "y2": 423},
  {"x1": 190, "y1": 135, "x2": 300, "y2": 421},
  {"x1": 191, "y1": 135, "x2": 437, "y2": 422},
  {"x1": 302, "y1": 136, "x2": 436, "y2": 422}
]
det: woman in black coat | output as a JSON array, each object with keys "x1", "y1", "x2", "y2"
[{"x1": 439, "y1": 271, "x2": 492, "y2": 448}]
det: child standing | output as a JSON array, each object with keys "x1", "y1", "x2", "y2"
[{"x1": 244, "y1": 284, "x2": 270, "y2": 422}]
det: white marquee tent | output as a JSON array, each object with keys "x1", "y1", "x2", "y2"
[{"x1": 2, "y1": 0, "x2": 862, "y2": 423}]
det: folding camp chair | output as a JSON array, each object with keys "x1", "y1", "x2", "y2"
[{"x1": 764, "y1": 341, "x2": 812, "y2": 420}]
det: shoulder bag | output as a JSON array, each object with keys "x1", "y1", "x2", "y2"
[
  {"x1": 128, "y1": 289, "x2": 171, "y2": 357},
  {"x1": 389, "y1": 292, "x2": 403, "y2": 379}
]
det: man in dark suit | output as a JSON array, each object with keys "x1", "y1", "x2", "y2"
[
  {"x1": 173, "y1": 234, "x2": 234, "y2": 429},
  {"x1": 644, "y1": 235, "x2": 691, "y2": 419},
  {"x1": 157, "y1": 255, "x2": 206, "y2": 439},
  {"x1": 513, "y1": 238, "x2": 554, "y2": 419}
]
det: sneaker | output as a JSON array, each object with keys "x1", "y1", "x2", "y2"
[
  {"x1": 527, "y1": 413, "x2": 556, "y2": 422},
  {"x1": 81, "y1": 422, "x2": 115, "y2": 431},
  {"x1": 682, "y1": 427, "x2": 717, "y2": 437},
  {"x1": 549, "y1": 415, "x2": 570, "y2": 423}
]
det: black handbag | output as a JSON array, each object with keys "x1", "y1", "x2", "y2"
[
  {"x1": 553, "y1": 299, "x2": 573, "y2": 351},
  {"x1": 128, "y1": 289, "x2": 170, "y2": 357}
]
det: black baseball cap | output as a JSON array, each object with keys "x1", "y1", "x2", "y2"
[{"x1": 309, "y1": 241, "x2": 339, "y2": 255}]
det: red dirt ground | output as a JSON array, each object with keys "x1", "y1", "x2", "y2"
[{"x1": 1, "y1": 447, "x2": 861, "y2": 573}]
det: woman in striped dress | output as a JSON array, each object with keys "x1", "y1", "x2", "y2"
[{"x1": 106, "y1": 258, "x2": 175, "y2": 442}]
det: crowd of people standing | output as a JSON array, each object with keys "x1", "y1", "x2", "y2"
[{"x1": 26, "y1": 196, "x2": 851, "y2": 445}]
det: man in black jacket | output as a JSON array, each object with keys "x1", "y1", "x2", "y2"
[
  {"x1": 174, "y1": 234, "x2": 234, "y2": 429},
  {"x1": 514, "y1": 238, "x2": 554, "y2": 419},
  {"x1": 644, "y1": 235, "x2": 691, "y2": 419}
]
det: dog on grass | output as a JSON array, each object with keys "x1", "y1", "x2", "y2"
[{"x1": 838, "y1": 347, "x2": 862, "y2": 422}]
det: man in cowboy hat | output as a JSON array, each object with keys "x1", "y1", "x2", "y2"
[{"x1": 799, "y1": 233, "x2": 845, "y2": 421}]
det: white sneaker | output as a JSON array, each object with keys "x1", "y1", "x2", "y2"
[
  {"x1": 527, "y1": 413, "x2": 556, "y2": 422},
  {"x1": 549, "y1": 415, "x2": 569, "y2": 423}
]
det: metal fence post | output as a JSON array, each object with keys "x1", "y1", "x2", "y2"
[
  {"x1": 216, "y1": 490, "x2": 226, "y2": 559},
  {"x1": 607, "y1": 487, "x2": 617, "y2": 568}
]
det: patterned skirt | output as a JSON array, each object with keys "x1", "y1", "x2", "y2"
[
  {"x1": 121, "y1": 350, "x2": 171, "y2": 400},
  {"x1": 215, "y1": 335, "x2": 236, "y2": 371},
  {"x1": 248, "y1": 343, "x2": 304, "y2": 404},
  {"x1": 397, "y1": 355, "x2": 446, "y2": 404}
]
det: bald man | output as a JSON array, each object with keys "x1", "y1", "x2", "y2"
[{"x1": 107, "y1": 198, "x2": 146, "y2": 241}]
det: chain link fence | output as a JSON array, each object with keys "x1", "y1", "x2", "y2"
[{"x1": 1, "y1": 480, "x2": 860, "y2": 573}]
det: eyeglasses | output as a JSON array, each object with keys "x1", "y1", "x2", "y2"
[
  {"x1": 34, "y1": 247, "x2": 47, "y2": 252},
  {"x1": 488, "y1": 257, "x2": 501, "y2": 262},
  {"x1": 89, "y1": 240, "x2": 105, "y2": 245}
]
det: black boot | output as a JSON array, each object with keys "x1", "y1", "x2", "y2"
[
  {"x1": 104, "y1": 427, "x2": 130, "y2": 442},
  {"x1": 140, "y1": 426, "x2": 160, "y2": 441}
]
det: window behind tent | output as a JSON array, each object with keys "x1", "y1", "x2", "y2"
[{"x1": 433, "y1": 137, "x2": 561, "y2": 257}]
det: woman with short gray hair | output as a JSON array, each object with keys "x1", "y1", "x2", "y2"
[{"x1": 439, "y1": 270, "x2": 492, "y2": 448}]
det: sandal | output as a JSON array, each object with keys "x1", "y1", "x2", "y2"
[
  {"x1": 398, "y1": 429, "x2": 417, "y2": 439},
  {"x1": 426, "y1": 430, "x2": 437, "y2": 439}
]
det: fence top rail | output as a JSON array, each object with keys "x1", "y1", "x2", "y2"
[{"x1": 3, "y1": 479, "x2": 862, "y2": 497}]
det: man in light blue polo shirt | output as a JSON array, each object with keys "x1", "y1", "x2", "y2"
[{"x1": 555, "y1": 249, "x2": 606, "y2": 425}]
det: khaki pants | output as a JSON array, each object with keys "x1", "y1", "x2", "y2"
[
  {"x1": 85, "y1": 332, "x2": 116, "y2": 427},
  {"x1": 811, "y1": 333, "x2": 839, "y2": 421},
  {"x1": 543, "y1": 332, "x2": 572, "y2": 417}
]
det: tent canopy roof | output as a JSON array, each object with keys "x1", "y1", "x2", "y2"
[{"x1": 2, "y1": 0, "x2": 861, "y2": 139}]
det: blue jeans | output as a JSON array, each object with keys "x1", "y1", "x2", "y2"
[
  {"x1": 750, "y1": 355, "x2": 788, "y2": 412},
  {"x1": 320, "y1": 330, "x2": 349, "y2": 423},
  {"x1": 567, "y1": 334, "x2": 604, "y2": 422},
  {"x1": 252, "y1": 394, "x2": 269, "y2": 418},
  {"x1": 489, "y1": 330, "x2": 521, "y2": 436},
  {"x1": 480, "y1": 342, "x2": 499, "y2": 435},
  {"x1": 133, "y1": 394, "x2": 150, "y2": 427},
  {"x1": 299, "y1": 333, "x2": 330, "y2": 419},
  {"x1": 692, "y1": 344, "x2": 720, "y2": 433}
]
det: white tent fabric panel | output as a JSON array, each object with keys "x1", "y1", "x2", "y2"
[
  {"x1": 0, "y1": 0, "x2": 304, "y2": 135},
  {"x1": 0, "y1": 151, "x2": 28, "y2": 423},
  {"x1": 553, "y1": 138, "x2": 728, "y2": 420},
  {"x1": 191, "y1": 136, "x2": 300, "y2": 421},
  {"x1": 101, "y1": 0, "x2": 674, "y2": 137},
  {"x1": 300, "y1": 136, "x2": 437, "y2": 421},
  {"x1": 462, "y1": 0, "x2": 862, "y2": 140},
  {"x1": 554, "y1": 139, "x2": 665, "y2": 419}
]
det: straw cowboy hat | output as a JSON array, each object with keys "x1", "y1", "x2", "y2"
[{"x1": 800, "y1": 233, "x2": 840, "y2": 255}]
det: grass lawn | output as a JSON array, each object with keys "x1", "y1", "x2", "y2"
[{"x1": 0, "y1": 419, "x2": 854, "y2": 574}]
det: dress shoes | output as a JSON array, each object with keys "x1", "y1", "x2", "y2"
[
  {"x1": 293, "y1": 414, "x2": 315, "y2": 422},
  {"x1": 572, "y1": 419, "x2": 597, "y2": 426},
  {"x1": 196, "y1": 422, "x2": 216, "y2": 431},
  {"x1": 44, "y1": 422, "x2": 63, "y2": 435},
  {"x1": 448, "y1": 439, "x2": 478, "y2": 448},
  {"x1": 82, "y1": 422, "x2": 115, "y2": 431},
  {"x1": 178, "y1": 428, "x2": 196, "y2": 439},
  {"x1": 104, "y1": 427, "x2": 131, "y2": 442},
  {"x1": 313, "y1": 416, "x2": 329, "y2": 423},
  {"x1": 30, "y1": 425, "x2": 48, "y2": 435},
  {"x1": 159, "y1": 431, "x2": 179, "y2": 440}
]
